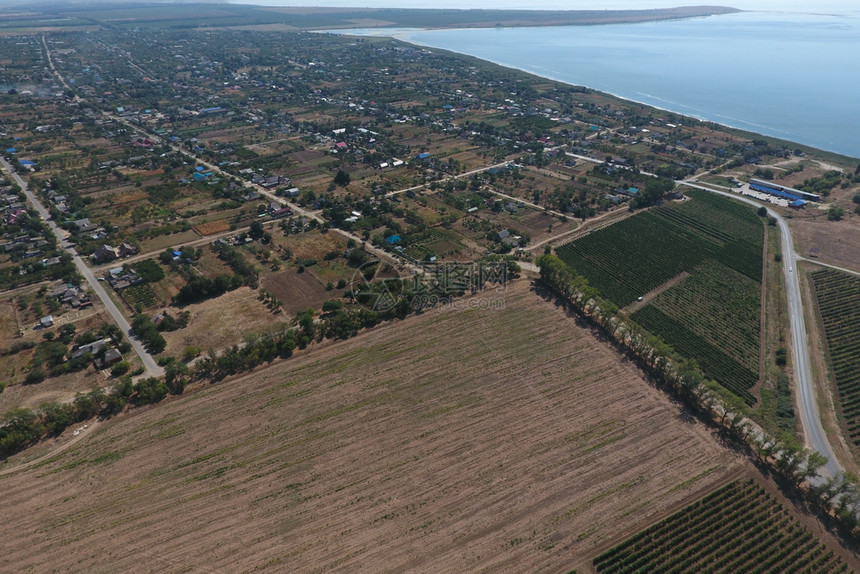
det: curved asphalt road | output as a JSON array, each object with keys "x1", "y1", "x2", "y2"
[
  {"x1": 679, "y1": 181, "x2": 840, "y2": 477},
  {"x1": 0, "y1": 156, "x2": 164, "y2": 378}
]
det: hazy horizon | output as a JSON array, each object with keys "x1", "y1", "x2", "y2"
[
  {"x1": 1, "y1": 0, "x2": 858, "y2": 15},
  {"x1": 226, "y1": 0, "x2": 858, "y2": 16}
]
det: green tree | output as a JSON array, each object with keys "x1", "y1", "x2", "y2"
[
  {"x1": 111, "y1": 361, "x2": 130, "y2": 377},
  {"x1": 249, "y1": 220, "x2": 265, "y2": 240},
  {"x1": 132, "y1": 377, "x2": 169, "y2": 406},
  {"x1": 827, "y1": 206, "x2": 844, "y2": 221},
  {"x1": 333, "y1": 170, "x2": 351, "y2": 187},
  {"x1": 134, "y1": 259, "x2": 165, "y2": 283},
  {"x1": 164, "y1": 361, "x2": 190, "y2": 394},
  {"x1": 41, "y1": 402, "x2": 75, "y2": 436},
  {"x1": 804, "y1": 451, "x2": 829, "y2": 481},
  {"x1": 0, "y1": 408, "x2": 44, "y2": 455}
]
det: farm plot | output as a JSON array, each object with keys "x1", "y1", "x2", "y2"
[
  {"x1": 556, "y1": 191, "x2": 764, "y2": 404},
  {"x1": 121, "y1": 283, "x2": 159, "y2": 311},
  {"x1": 555, "y1": 211, "x2": 718, "y2": 307},
  {"x1": 811, "y1": 269, "x2": 860, "y2": 448},
  {"x1": 593, "y1": 479, "x2": 849, "y2": 574},
  {"x1": 631, "y1": 307, "x2": 757, "y2": 405},
  {"x1": 555, "y1": 191, "x2": 764, "y2": 308},
  {"x1": 632, "y1": 260, "x2": 761, "y2": 404},
  {"x1": 664, "y1": 188, "x2": 765, "y2": 247},
  {"x1": 0, "y1": 282, "x2": 746, "y2": 573}
]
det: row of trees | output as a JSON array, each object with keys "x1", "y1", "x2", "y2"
[
  {"x1": 535, "y1": 253, "x2": 860, "y2": 536},
  {"x1": 0, "y1": 376, "x2": 170, "y2": 458},
  {"x1": 131, "y1": 314, "x2": 166, "y2": 354},
  {"x1": 3, "y1": 257, "x2": 518, "y2": 459}
]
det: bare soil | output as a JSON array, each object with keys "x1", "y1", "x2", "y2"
[
  {"x1": 790, "y1": 212, "x2": 860, "y2": 273},
  {"x1": 0, "y1": 281, "x2": 748, "y2": 573},
  {"x1": 192, "y1": 219, "x2": 230, "y2": 236},
  {"x1": 262, "y1": 268, "x2": 331, "y2": 316}
]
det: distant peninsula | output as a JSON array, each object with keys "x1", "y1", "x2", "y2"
[
  {"x1": 261, "y1": 5, "x2": 743, "y2": 30},
  {"x1": 0, "y1": 4, "x2": 742, "y2": 33}
]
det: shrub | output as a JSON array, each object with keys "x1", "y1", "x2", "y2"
[
  {"x1": 111, "y1": 361, "x2": 130, "y2": 377},
  {"x1": 775, "y1": 346, "x2": 788, "y2": 367},
  {"x1": 827, "y1": 206, "x2": 844, "y2": 221},
  {"x1": 134, "y1": 259, "x2": 165, "y2": 283},
  {"x1": 25, "y1": 367, "x2": 45, "y2": 385}
]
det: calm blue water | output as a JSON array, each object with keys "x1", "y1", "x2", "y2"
[{"x1": 333, "y1": 11, "x2": 860, "y2": 159}]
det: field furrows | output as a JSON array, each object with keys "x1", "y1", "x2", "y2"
[{"x1": 0, "y1": 283, "x2": 742, "y2": 573}]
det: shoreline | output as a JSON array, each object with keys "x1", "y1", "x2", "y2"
[{"x1": 329, "y1": 23, "x2": 859, "y2": 162}]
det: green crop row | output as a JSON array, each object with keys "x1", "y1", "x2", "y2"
[
  {"x1": 555, "y1": 211, "x2": 720, "y2": 307},
  {"x1": 647, "y1": 260, "x2": 761, "y2": 373},
  {"x1": 631, "y1": 305, "x2": 757, "y2": 404},
  {"x1": 594, "y1": 479, "x2": 847, "y2": 574},
  {"x1": 556, "y1": 192, "x2": 763, "y2": 308},
  {"x1": 811, "y1": 269, "x2": 860, "y2": 447}
]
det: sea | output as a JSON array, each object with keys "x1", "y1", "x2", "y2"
[{"x1": 329, "y1": 10, "x2": 860, "y2": 159}]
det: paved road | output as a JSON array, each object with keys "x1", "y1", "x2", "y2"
[
  {"x1": 679, "y1": 181, "x2": 840, "y2": 477},
  {"x1": 39, "y1": 36, "x2": 843, "y2": 472},
  {"x1": 109, "y1": 114, "x2": 426, "y2": 276},
  {"x1": 0, "y1": 156, "x2": 164, "y2": 378},
  {"x1": 796, "y1": 256, "x2": 860, "y2": 278}
]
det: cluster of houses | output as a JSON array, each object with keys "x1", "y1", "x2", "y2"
[
  {"x1": 92, "y1": 241, "x2": 137, "y2": 263},
  {"x1": 69, "y1": 338, "x2": 123, "y2": 369},
  {"x1": 267, "y1": 201, "x2": 293, "y2": 219},
  {"x1": 1, "y1": 232, "x2": 56, "y2": 264},
  {"x1": 495, "y1": 229, "x2": 521, "y2": 248},
  {"x1": 44, "y1": 187, "x2": 71, "y2": 215},
  {"x1": 2, "y1": 180, "x2": 26, "y2": 225},
  {"x1": 50, "y1": 281, "x2": 93, "y2": 309},
  {"x1": 1, "y1": 186, "x2": 60, "y2": 265},
  {"x1": 105, "y1": 266, "x2": 143, "y2": 290},
  {"x1": 236, "y1": 169, "x2": 292, "y2": 190}
]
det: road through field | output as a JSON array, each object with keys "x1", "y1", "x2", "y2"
[{"x1": 679, "y1": 181, "x2": 840, "y2": 478}]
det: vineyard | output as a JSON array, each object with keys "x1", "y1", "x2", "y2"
[
  {"x1": 669, "y1": 188, "x2": 765, "y2": 247},
  {"x1": 556, "y1": 190, "x2": 765, "y2": 403},
  {"x1": 631, "y1": 306, "x2": 757, "y2": 405},
  {"x1": 632, "y1": 260, "x2": 761, "y2": 404},
  {"x1": 811, "y1": 269, "x2": 860, "y2": 448},
  {"x1": 555, "y1": 191, "x2": 763, "y2": 307},
  {"x1": 555, "y1": 211, "x2": 718, "y2": 307},
  {"x1": 593, "y1": 479, "x2": 849, "y2": 574}
]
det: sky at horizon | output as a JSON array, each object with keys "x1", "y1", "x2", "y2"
[{"x1": 0, "y1": 0, "x2": 856, "y2": 16}]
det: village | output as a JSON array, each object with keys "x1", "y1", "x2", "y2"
[{"x1": 1, "y1": 24, "x2": 855, "y2": 402}]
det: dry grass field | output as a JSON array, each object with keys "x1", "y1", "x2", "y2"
[
  {"x1": 1, "y1": 281, "x2": 753, "y2": 573},
  {"x1": 193, "y1": 219, "x2": 231, "y2": 236},
  {"x1": 160, "y1": 286, "x2": 280, "y2": 353}
]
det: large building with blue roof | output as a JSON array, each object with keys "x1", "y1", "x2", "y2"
[{"x1": 749, "y1": 178, "x2": 820, "y2": 203}]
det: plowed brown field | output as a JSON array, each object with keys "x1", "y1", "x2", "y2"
[{"x1": 0, "y1": 282, "x2": 746, "y2": 573}]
